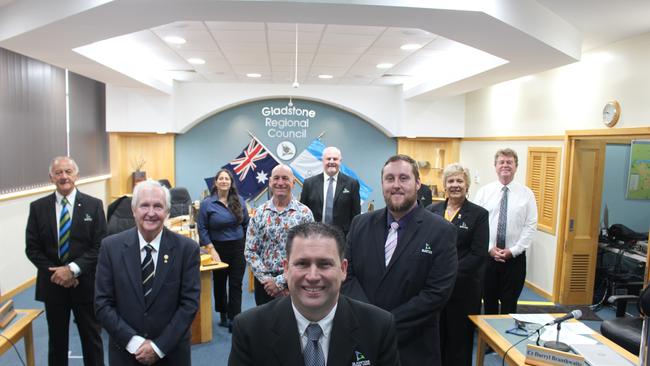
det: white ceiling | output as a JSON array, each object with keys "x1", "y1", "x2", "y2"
[{"x1": 1, "y1": 1, "x2": 649, "y2": 99}]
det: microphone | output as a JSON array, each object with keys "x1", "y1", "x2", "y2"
[{"x1": 546, "y1": 310, "x2": 582, "y2": 325}]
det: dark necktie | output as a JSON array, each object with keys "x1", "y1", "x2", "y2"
[
  {"x1": 324, "y1": 177, "x2": 334, "y2": 224},
  {"x1": 58, "y1": 197, "x2": 71, "y2": 262},
  {"x1": 496, "y1": 186, "x2": 509, "y2": 249},
  {"x1": 142, "y1": 244, "x2": 155, "y2": 302},
  {"x1": 304, "y1": 323, "x2": 325, "y2": 366}
]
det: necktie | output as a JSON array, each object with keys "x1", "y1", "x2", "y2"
[
  {"x1": 324, "y1": 177, "x2": 334, "y2": 224},
  {"x1": 58, "y1": 197, "x2": 71, "y2": 262},
  {"x1": 385, "y1": 221, "x2": 399, "y2": 266},
  {"x1": 496, "y1": 186, "x2": 509, "y2": 249},
  {"x1": 304, "y1": 323, "x2": 325, "y2": 366},
  {"x1": 142, "y1": 244, "x2": 155, "y2": 303}
]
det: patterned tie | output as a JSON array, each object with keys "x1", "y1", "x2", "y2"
[
  {"x1": 58, "y1": 197, "x2": 71, "y2": 262},
  {"x1": 142, "y1": 244, "x2": 155, "y2": 303},
  {"x1": 304, "y1": 323, "x2": 325, "y2": 366},
  {"x1": 324, "y1": 177, "x2": 334, "y2": 224},
  {"x1": 496, "y1": 186, "x2": 509, "y2": 249},
  {"x1": 384, "y1": 221, "x2": 399, "y2": 266}
]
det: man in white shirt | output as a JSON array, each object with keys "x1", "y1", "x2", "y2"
[
  {"x1": 474, "y1": 148, "x2": 538, "y2": 314},
  {"x1": 230, "y1": 222, "x2": 399, "y2": 366}
]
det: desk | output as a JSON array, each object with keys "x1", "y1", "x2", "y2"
[
  {"x1": 469, "y1": 314, "x2": 638, "y2": 366},
  {"x1": 0, "y1": 309, "x2": 43, "y2": 366},
  {"x1": 191, "y1": 262, "x2": 228, "y2": 344}
]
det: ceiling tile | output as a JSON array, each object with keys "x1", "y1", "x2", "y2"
[
  {"x1": 267, "y1": 23, "x2": 325, "y2": 32},
  {"x1": 311, "y1": 53, "x2": 359, "y2": 67},
  {"x1": 209, "y1": 30, "x2": 266, "y2": 43},
  {"x1": 269, "y1": 52, "x2": 314, "y2": 66},
  {"x1": 268, "y1": 30, "x2": 322, "y2": 44},
  {"x1": 231, "y1": 64, "x2": 271, "y2": 74},
  {"x1": 317, "y1": 44, "x2": 370, "y2": 54},
  {"x1": 204, "y1": 21, "x2": 265, "y2": 31},
  {"x1": 218, "y1": 42, "x2": 268, "y2": 53},
  {"x1": 320, "y1": 33, "x2": 378, "y2": 47},
  {"x1": 225, "y1": 52, "x2": 269, "y2": 64},
  {"x1": 268, "y1": 42, "x2": 318, "y2": 54}
]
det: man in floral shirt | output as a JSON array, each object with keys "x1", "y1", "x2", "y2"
[{"x1": 245, "y1": 164, "x2": 314, "y2": 305}]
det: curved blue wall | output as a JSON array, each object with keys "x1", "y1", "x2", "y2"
[{"x1": 175, "y1": 98, "x2": 396, "y2": 209}]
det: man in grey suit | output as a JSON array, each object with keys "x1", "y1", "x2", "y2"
[
  {"x1": 95, "y1": 180, "x2": 200, "y2": 365},
  {"x1": 300, "y1": 146, "x2": 361, "y2": 236},
  {"x1": 344, "y1": 154, "x2": 458, "y2": 366},
  {"x1": 230, "y1": 222, "x2": 400, "y2": 366}
]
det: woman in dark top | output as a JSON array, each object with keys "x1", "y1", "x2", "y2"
[
  {"x1": 427, "y1": 163, "x2": 489, "y2": 366},
  {"x1": 198, "y1": 169, "x2": 249, "y2": 331}
]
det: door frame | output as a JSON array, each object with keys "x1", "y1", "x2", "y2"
[{"x1": 553, "y1": 127, "x2": 650, "y2": 304}]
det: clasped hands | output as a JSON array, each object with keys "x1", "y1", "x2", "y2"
[
  {"x1": 261, "y1": 277, "x2": 288, "y2": 297},
  {"x1": 134, "y1": 340, "x2": 160, "y2": 365},
  {"x1": 49, "y1": 266, "x2": 79, "y2": 288},
  {"x1": 489, "y1": 247, "x2": 513, "y2": 263}
]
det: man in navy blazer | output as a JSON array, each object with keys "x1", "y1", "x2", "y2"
[
  {"x1": 26, "y1": 156, "x2": 106, "y2": 366},
  {"x1": 229, "y1": 222, "x2": 400, "y2": 366},
  {"x1": 344, "y1": 154, "x2": 458, "y2": 366},
  {"x1": 95, "y1": 180, "x2": 200, "y2": 366},
  {"x1": 300, "y1": 146, "x2": 360, "y2": 236}
]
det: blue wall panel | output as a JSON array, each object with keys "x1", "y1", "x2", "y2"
[{"x1": 175, "y1": 98, "x2": 396, "y2": 209}]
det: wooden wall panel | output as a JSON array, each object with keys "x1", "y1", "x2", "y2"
[
  {"x1": 396, "y1": 138, "x2": 460, "y2": 197},
  {"x1": 109, "y1": 133, "x2": 175, "y2": 200}
]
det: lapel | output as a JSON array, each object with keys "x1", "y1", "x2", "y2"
[
  {"x1": 146, "y1": 228, "x2": 176, "y2": 309},
  {"x1": 327, "y1": 297, "x2": 360, "y2": 366},
  {"x1": 333, "y1": 173, "x2": 346, "y2": 205},
  {"x1": 122, "y1": 228, "x2": 146, "y2": 309},
  {"x1": 386, "y1": 206, "x2": 424, "y2": 270},
  {"x1": 271, "y1": 298, "x2": 304, "y2": 365},
  {"x1": 47, "y1": 193, "x2": 58, "y2": 243},
  {"x1": 371, "y1": 209, "x2": 388, "y2": 271},
  {"x1": 452, "y1": 199, "x2": 469, "y2": 227},
  {"x1": 70, "y1": 191, "x2": 85, "y2": 235},
  {"x1": 314, "y1": 174, "x2": 325, "y2": 208},
  {"x1": 429, "y1": 200, "x2": 446, "y2": 216}
]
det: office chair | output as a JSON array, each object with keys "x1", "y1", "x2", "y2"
[
  {"x1": 106, "y1": 196, "x2": 136, "y2": 235},
  {"x1": 600, "y1": 285, "x2": 649, "y2": 355},
  {"x1": 170, "y1": 187, "x2": 192, "y2": 218}
]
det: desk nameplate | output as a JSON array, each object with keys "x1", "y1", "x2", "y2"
[{"x1": 525, "y1": 344, "x2": 584, "y2": 366}]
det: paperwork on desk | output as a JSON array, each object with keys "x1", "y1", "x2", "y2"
[
  {"x1": 510, "y1": 313, "x2": 596, "y2": 344},
  {"x1": 510, "y1": 313, "x2": 555, "y2": 325},
  {"x1": 540, "y1": 327, "x2": 597, "y2": 345}
]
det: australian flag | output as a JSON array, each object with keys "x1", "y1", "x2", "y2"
[{"x1": 205, "y1": 138, "x2": 279, "y2": 200}]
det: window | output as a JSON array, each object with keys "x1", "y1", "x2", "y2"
[{"x1": 527, "y1": 147, "x2": 561, "y2": 234}]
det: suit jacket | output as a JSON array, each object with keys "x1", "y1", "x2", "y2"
[
  {"x1": 427, "y1": 199, "x2": 489, "y2": 305},
  {"x1": 343, "y1": 206, "x2": 457, "y2": 366},
  {"x1": 25, "y1": 190, "x2": 106, "y2": 304},
  {"x1": 95, "y1": 227, "x2": 200, "y2": 366},
  {"x1": 300, "y1": 172, "x2": 361, "y2": 234},
  {"x1": 417, "y1": 185, "x2": 433, "y2": 208},
  {"x1": 229, "y1": 295, "x2": 400, "y2": 366}
]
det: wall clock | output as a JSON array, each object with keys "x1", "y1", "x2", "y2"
[{"x1": 602, "y1": 100, "x2": 621, "y2": 127}]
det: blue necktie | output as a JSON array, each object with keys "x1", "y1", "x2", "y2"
[
  {"x1": 304, "y1": 323, "x2": 325, "y2": 366},
  {"x1": 324, "y1": 177, "x2": 334, "y2": 224},
  {"x1": 58, "y1": 197, "x2": 71, "y2": 262}
]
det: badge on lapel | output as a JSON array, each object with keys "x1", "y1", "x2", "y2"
[
  {"x1": 421, "y1": 243, "x2": 433, "y2": 255},
  {"x1": 352, "y1": 351, "x2": 370, "y2": 366},
  {"x1": 342, "y1": 188, "x2": 350, "y2": 194},
  {"x1": 84, "y1": 214, "x2": 93, "y2": 222},
  {"x1": 163, "y1": 254, "x2": 169, "y2": 264},
  {"x1": 459, "y1": 222, "x2": 469, "y2": 230}
]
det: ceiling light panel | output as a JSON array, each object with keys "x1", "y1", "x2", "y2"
[{"x1": 151, "y1": 29, "x2": 218, "y2": 51}]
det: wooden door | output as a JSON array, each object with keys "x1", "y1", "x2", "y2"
[{"x1": 558, "y1": 139, "x2": 606, "y2": 304}]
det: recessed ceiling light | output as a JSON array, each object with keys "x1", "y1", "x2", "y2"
[
  {"x1": 187, "y1": 58, "x2": 205, "y2": 65},
  {"x1": 376, "y1": 63, "x2": 394, "y2": 69},
  {"x1": 164, "y1": 36, "x2": 186, "y2": 45},
  {"x1": 318, "y1": 74, "x2": 333, "y2": 79},
  {"x1": 246, "y1": 73, "x2": 262, "y2": 78},
  {"x1": 400, "y1": 43, "x2": 422, "y2": 51}
]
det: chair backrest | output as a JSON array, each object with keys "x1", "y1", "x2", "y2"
[
  {"x1": 107, "y1": 196, "x2": 136, "y2": 235},
  {"x1": 170, "y1": 187, "x2": 192, "y2": 218}
]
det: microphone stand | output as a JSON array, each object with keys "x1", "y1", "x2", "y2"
[{"x1": 543, "y1": 322, "x2": 571, "y2": 352}]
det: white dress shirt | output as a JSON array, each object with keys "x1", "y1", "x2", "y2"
[
  {"x1": 126, "y1": 229, "x2": 165, "y2": 358},
  {"x1": 321, "y1": 172, "x2": 339, "y2": 218},
  {"x1": 55, "y1": 189, "x2": 81, "y2": 276},
  {"x1": 292, "y1": 301, "x2": 337, "y2": 364},
  {"x1": 474, "y1": 180, "x2": 538, "y2": 257}
]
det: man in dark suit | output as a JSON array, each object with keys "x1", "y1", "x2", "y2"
[
  {"x1": 300, "y1": 146, "x2": 360, "y2": 236},
  {"x1": 25, "y1": 156, "x2": 106, "y2": 366},
  {"x1": 344, "y1": 154, "x2": 458, "y2": 366},
  {"x1": 230, "y1": 222, "x2": 400, "y2": 366},
  {"x1": 95, "y1": 180, "x2": 200, "y2": 366}
]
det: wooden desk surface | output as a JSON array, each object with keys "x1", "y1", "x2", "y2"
[
  {"x1": 469, "y1": 314, "x2": 638, "y2": 366},
  {"x1": 0, "y1": 309, "x2": 42, "y2": 348},
  {"x1": 201, "y1": 262, "x2": 229, "y2": 272}
]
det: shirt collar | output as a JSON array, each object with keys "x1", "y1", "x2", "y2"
[
  {"x1": 323, "y1": 172, "x2": 339, "y2": 183},
  {"x1": 292, "y1": 301, "x2": 337, "y2": 340},
  {"x1": 55, "y1": 188, "x2": 77, "y2": 205},
  {"x1": 137, "y1": 229, "x2": 163, "y2": 252},
  {"x1": 386, "y1": 204, "x2": 418, "y2": 229},
  {"x1": 267, "y1": 197, "x2": 298, "y2": 213}
]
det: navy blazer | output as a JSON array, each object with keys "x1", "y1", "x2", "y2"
[
  {"x1": 26, "y1": 191, "x2": 106, "y2": 303},
  {"x1": 229, "y1": 295, "x2": 400, "y2": 366},
  {"x1": 299, "y1": 172, "x2": 361, "y2": 234},
  {"x1": 95, "y1": 227, "x2": 200, "y2": 366},
  {"x1": 344, "y1": 205, "x2": 457, "y2": 366},
  {"x1": 427, "y1": 199, "x2": 489, "y2": 301}
]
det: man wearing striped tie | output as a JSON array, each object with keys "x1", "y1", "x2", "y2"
[
  {"x1": 95, "y1": 180, "x2": 200, "y2": 365},
  {"x1": 26, "y1": 156, "x2": 107, "y2": 366}
]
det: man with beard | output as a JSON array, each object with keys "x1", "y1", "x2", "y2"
[
  {"x1": 344, "y1": 154, "x2": 458, "y2": 366},
  {"x1": 474, "y1": 148, "x2": 537, "y2": 315}
]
